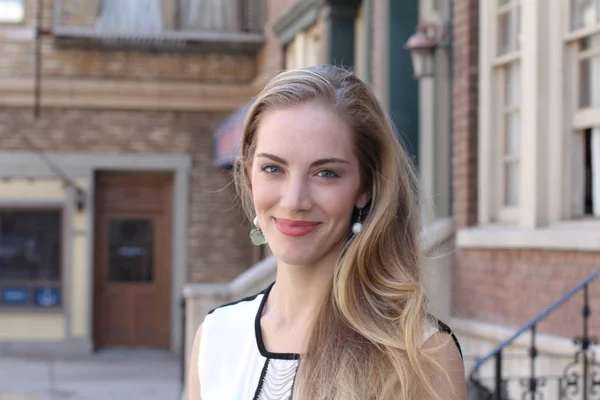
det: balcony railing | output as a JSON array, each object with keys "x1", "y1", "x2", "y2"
[
  {"x1": 52, "y1": 0, "x2": 265, "y2": 52},
  {"x1": 469, "y1": 268, "x2": 600, "y2": 400}
]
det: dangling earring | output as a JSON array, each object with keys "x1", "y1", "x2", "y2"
[
  {"x1": 352, "y1": 208, "x2": 364, "y2": 235},
  {"x1": 250, "y1": 216, "x2": 267, "y2": 246}
]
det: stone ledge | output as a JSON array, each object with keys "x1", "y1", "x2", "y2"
[
  {"x1": 457, "y1": 221, "x2": 600, "y2": 252},
  {"x1": 0, "y1": 77, "x2": 260, "y2": 112}
]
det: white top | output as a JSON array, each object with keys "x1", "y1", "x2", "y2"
[{"x1": 198, "y1": 283, "x2": 461, "y2": 400}]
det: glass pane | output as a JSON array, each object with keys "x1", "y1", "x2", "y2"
[
  {"x1": 505, "y1": 112, "x2": 521, "y2": 156},
  {"x1": 109, "y1": 219, "x2": 154, "y2": 283},
  {"x1": 504, "y1": 162, "x2": 520, "y2": 206},
  {"x1": 571, "y1": 0, "x2": 598, "y2": 31},
  {"x1": 0, "y1": 211, "x2": 61, "y2": 281},
  {"x1": 497, "y1": 7, "x2": 520, "y2": 56},
  {"x1": 579, "y1": 55, "x2": 600, "y2": 108},
  {"x1": 505, "y1": 61, "x2": 521, "y2": 106}
]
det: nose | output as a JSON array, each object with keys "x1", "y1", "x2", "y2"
[{"x1": 280, "y1": 174, "x2": 312, "y2": 213}]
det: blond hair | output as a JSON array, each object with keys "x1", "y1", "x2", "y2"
[{"x1": 234, "y1": 66, "x2": 446, "y2": 399}]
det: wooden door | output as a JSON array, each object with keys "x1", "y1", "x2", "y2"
[{"x1": 93, "y1": 172, "x2": 173, "y2": 350}]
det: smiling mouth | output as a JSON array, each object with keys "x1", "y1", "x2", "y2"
[{"x1": 273, "y1": 218, "x2": 321, "y2": 237}]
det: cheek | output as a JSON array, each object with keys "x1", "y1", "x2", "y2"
[
  {"x1": 319, "y1": 185, "x2": 360, "y2": 220},
  {"x1": 250, "y1": 170, "x2": 275, "y2": 210}
]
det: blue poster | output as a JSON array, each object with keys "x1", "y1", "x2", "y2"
[
  {"x1": 33, "y1": 287, "x2": 60, "y2": 307},
  {"x1": 1, "y1": 287, "x2": 29, "y2": 305}
]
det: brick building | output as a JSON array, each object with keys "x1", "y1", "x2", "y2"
[
  {"x1": 451, "y1": 0, "x2": 600, "y2": 396},
  {"x1": 0, "y1": 0, "x2": 266, "y2": 356}
]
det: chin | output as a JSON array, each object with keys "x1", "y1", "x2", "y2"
[
  {"x1": 269, "y1": 241, "x2": 324, "y2": 266},
  {"x1": 272, "y1": 250, "x2": 320, "y2": 267}
]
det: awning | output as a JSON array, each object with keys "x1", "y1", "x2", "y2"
[{"x1": 213, "y1": 105, "x2": 250, "y2": 169}]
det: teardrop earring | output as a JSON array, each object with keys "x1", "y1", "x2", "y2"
[
  {"x1": 249, "y1": 216, "x2": 267, "y2": 246},
  {"x1": 352, "y1": 208, "x2": 364, "y2": 235}
]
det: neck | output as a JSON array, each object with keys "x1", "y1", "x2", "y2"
[{"x1": 265, "y1": 251, "x2": 338, "y2": 328}]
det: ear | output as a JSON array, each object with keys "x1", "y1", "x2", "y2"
[{"x1": 355, "y1": 191, "x2": 371, "y2": 209}]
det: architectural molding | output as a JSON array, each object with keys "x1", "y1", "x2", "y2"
[
  {"x1": 0, "y1": 78, "x2": 256, "y2": 112},
  {"x1": 456, "y1": 222, "x2": 600, "y2": 252},
  {"x1": 272, "y1": 0, "x2": 323, "y2": 45}
]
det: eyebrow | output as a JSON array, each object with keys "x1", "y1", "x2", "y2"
[{"x1": 255, "y1": 152, "x2": 350, "y2": 168}]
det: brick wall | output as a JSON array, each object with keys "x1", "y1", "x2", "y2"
[
  {"x1": 0, "y1": 109, "x2": 254, "y2": 283},
  {"x1": 0, "y1": 0, "x2": 264, "y2": 284},
  {"x1": 262, "y1": 0, "x2": 298, "y2": 77},
  {"x1": 454, "y1": 249, "x2": 600, "y2": 339},
  {"x1": 452, "y1": 0, "x2": 479, "y2": 229},
  {"x1": 0, "y1": 0, "x2": 258, "y2": 82}
]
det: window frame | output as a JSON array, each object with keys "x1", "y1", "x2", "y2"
[
  {"x1": 566, "y1": 0, "x2": 600, "y2": 218},
  {"x1": 481, "y1": 0, "x2": 522, "y2": 224},
  {"x1": 284, "y1": 24, "x2": 321, "y2": 70},
  {"x1": 0, "y1": 207, "x2": 65, "y2": 311}
]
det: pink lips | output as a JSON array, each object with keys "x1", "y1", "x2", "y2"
[{"x1": 274, "y1": 218, "x2": 321, "y2": 237}]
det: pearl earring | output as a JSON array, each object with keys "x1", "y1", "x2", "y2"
[
  {"x1": 352, "y1": 208, "x2": 364, "y2": 235},
  {"x1": 249, "y1": 216, "x2": 267, "y2": 246}
]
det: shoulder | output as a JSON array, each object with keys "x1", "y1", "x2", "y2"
[
  {"x1": 200, "y1": 285, "x2": 271, "y2": 345},
  {"x1": 421, "y1": 318, "x2": 467, "y2": 399},
  {"x1": 422, "y1": 317, "x2": 462, "y2": 360}
]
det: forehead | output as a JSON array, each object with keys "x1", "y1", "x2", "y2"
[{"x1": 254, "y1": 102, "x2": 356, "y2": 161}]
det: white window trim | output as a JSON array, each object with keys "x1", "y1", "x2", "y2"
[
  {"x1": 284, "y1": 24, "x2": 320, "y2": 70},
  {"x1": 478, "y1": 0, "x2": 600, "y2": 231},
  {"x1": 456, "y1": 219, "x2": 600, "y2": 252},
  {"x1": 479, "y1": 0, "x2": 523, "y2": 225}
]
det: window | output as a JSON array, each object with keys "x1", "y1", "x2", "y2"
[
  {"x1": 284, "y1": 25, "x2": 321, "y2": 70},
  {"x1": 96, "y1": 0, "x2": 163, "y2": 33},
  {"x1": 0, "y1": 0, "x2": 24, "y2": 23},
  {"x1": 570, "y1": 0, "x2": 600, "y2": 31},
  {"x1": 0, "y1": 210, "x2": 62, "y2": 308},
  {"x1": 494, "y1": 0, "x2": 521, "y2": 220},
  {"x1": 578, "y1": 33, "x2": 600, "y2": 108},
  {"x1": 569, "y1": 0, "x2": 600, "y2": 218}
]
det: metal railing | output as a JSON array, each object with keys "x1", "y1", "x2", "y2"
[{"x1": 469, "y1": 268, "x2": 600, "y2": 400}]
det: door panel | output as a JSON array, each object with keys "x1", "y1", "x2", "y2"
[{"x1": 94, "y1": 173, "x2": 172, "y2": 350}]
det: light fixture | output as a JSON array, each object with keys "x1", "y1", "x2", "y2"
[{"x1": 404, "y1": 21, "x2": 447, "y2": 79}]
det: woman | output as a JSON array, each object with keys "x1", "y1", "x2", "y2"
[{"x1": 188, "y1": 66, "x2": 467, "y2": 400}]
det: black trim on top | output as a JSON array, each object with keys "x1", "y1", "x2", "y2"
[
  {"x1": 254, "y1": 282, "x2": 301, "y2": 360},
  {"x1": 437, "y1": 319, "x2": 463, "y2": 360},
  {"x1": 207, "y1": 287, "x2": 268, "y2": 315},
  {"x1": 251, "y1": 358, "x2": 271, "y2": 400}
]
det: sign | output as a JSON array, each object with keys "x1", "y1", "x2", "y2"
[
  {"x1": 34, "y1": 287, "x2": 60, "y2": 307},
  {"x1": 213, "y1": 105, "x2": 250, "y2": 169},
  {"x1": 1, "y1": 286, "x2": 29, "y2": 305}
]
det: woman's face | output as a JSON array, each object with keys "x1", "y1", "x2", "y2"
[{"x1": 250, "y1": 101, "x2": 369, "y2": 267}]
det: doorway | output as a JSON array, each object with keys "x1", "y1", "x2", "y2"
[{"x1": 93, "y1": 172, "x2": 173, "y2": 349}]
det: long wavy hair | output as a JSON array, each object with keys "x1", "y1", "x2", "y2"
[{"x1": 234, "y1": 66, "x2": 448, "y2": 399}]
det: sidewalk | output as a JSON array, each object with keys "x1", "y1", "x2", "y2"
[{"x1": 0, "y1": 349, "x2": 181, "y2": 400}]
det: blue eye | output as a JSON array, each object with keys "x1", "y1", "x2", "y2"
[
  {"x1": 261, "y1": 165, "x2": 281, "y2": 174},
  {"x1": 317, "y1": 169, "x2": 339, "y2": 178}
]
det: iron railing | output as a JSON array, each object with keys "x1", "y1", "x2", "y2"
[{"x1": 469, "y1": 268, "x2": 600, "y2": 400}]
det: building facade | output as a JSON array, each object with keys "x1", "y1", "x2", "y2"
[
  {"x1": 452, "y1": 0, "x2": 600, "y2": 396},
  {"x1": 0, "y1": 0, "x2": 264, "y2": 356}
]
